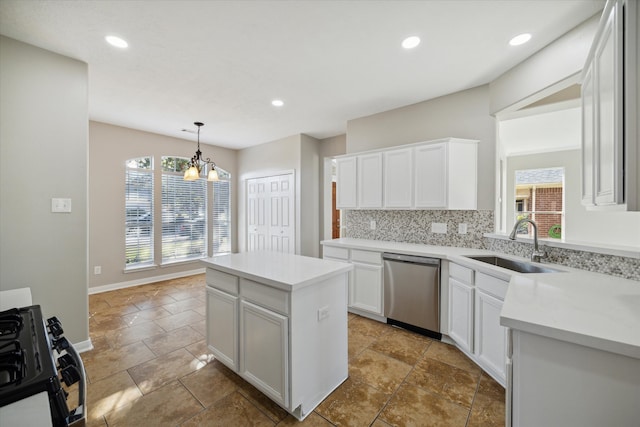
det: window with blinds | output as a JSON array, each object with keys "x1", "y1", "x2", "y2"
[
  {"x1": 212, "y1": 168, "x2": 231, "y2": 255},
  {"x1": 125, "y1": 157, "x2": 154, "y2": 268},
  {"x1": 161, "y1": 157, "x2": 207, "y2": 263}
]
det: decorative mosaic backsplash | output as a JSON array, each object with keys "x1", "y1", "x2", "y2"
[
  {"x1": 343, "y1": 210, "x2": 494, "y2": 249},
  {"x1": 486, "y1": 238, "x2": 640, "y2": 281},
  {"x1": 343, "y1": 209, "x2": 639, "y2": 281}
]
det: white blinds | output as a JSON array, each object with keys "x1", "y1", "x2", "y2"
[
  {"x1": 212, "y1": 179, "x2": 231, "y2": 255},
  {"x1": 161, "y1": 173, "x2": 207, "y2": 263},
  {"x1": 125, "y1": 161, "x2": 154, "y2": 268}
]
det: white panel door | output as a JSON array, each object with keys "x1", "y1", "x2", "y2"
[
  {"x1": 336, "y1": 157, "x2": 357, "y2": 208},
  {"x1": 240, "y1": 300, "x2": 289, "y2": 407},
  {"x1": 247, "y1": 178, "x2": 268, "y2": 251},
  {"x1": 357, "y1": 153, "x2": 383, "y2": 208},
  {"x1": 414, "y1": 143, "x2": 448, "y2": 208},
  {"x1": 351, "y1": 263, "x2": 383, "y2": 315},
  {"x1": 384, "y1": 148, "x2": 413, "y2": 208},
  {"x1": 475, "y1": 290, "x2": 507, "y2": 384},
  {"x1": 268, "y1": 174, "x2": 295, "y2": 253},
  {"x1": 206, "y1": 286, "x2": 239, "y2": 371},
  {"x1": 448, "y1": 277, "x2": 474, "y2": 354}
]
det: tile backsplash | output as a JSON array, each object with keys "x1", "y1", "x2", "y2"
[
  {"x1": 486, "y1": 238, "x2": 640, "y2": 281},
  {"x1": 342, "y1": 209, "x2": 639, "y2": 281},
  {"x1": 343, "y1": 210, "x2": 494, "y2": 248}
]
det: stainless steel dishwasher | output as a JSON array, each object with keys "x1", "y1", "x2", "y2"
[{"x1": 383, "y1": 253, "x2": 441, "y2": 339}]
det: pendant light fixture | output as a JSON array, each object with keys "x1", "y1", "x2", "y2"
[{"x1": 184, "y1": 121, "x2": 219, "y2": 181}]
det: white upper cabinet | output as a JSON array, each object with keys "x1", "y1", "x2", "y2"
[
  {"x1": 414, "y1": 139, "x2": 478, "y2": 210},
  {"x1": 336, "y1": 157, "x2": 357, "y2": 209},
  {"x1": 357, "y1": 153, "x2": 383, "y2": 208},
  {"x1": 582, "y1": 0, "x2": 638, "y2": 210},
  {"x1": 335, "y1": 138, "x2": 478, "y2": 210},
  {"x1": 383, "y1": 148, "x2": 413, "y2": 208}
]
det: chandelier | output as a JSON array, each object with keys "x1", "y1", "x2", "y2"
[{"x1": 184, "y1": 121, "x2": 219, "y2": 181}]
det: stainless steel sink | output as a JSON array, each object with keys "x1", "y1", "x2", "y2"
[{"x1": 464, "y1": 256, "x2": 562, "y2": 274}]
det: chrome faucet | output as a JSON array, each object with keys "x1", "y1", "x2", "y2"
[{"x1": 509, "y1": 218, "x2": 546, "y2": 263}]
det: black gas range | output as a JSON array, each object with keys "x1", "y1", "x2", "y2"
[{"x1": 0, "y1": 305, "x2": 85, "y2": 426}]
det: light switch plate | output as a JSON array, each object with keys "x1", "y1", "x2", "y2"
[
  {"x1": 431, "y1": 222, "x2": 447, "y2": 234},
  {"x1": 370, "y1": 220, "x2": 376, "y2": 230},
  {"x1": 51, "y1": 198, "x2": 72, "y2": 213},
  {"x1": 458, "y1": 223, "x2": 468, "y2": 234}
]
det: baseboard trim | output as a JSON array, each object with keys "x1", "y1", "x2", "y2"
[
  {"x1": 73, "y1": 338, "x2": 94, "y2": 353},
  {"x1": 88, "y1": 268, "x2": 206, "y2": 295}
]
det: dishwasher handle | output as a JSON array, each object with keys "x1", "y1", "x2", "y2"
[{"x1": 382, "y1": 252, "x2": 440, "y2": 266}]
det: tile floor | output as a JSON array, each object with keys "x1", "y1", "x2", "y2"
[{"x1": 78, "y1": 274, "x2": 505, "y2": 426}]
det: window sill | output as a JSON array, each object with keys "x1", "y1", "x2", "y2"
[
  {"x1": 123, "y1": 264, "x2": 158, "y2": 274},
  {"x1": 160, "y1": 258, "x2": 206, "y2": 268}
]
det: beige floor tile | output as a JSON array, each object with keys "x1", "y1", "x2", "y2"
[
  {"x1": 180, "y1": 360, "x2": 239, "y2": 407},
  {"x1": 424, "y1": 341, "x2": 482, "y2": 375},
  {"x1": 104, "y1": 381, "x2": 203, "y2": 427},
  {"x1": 121, "y1": 306, "x2": 172, "y2": 326},
  {"x1": 153, "y1": 309, "x2": 205, "y2": 331},
  {"x1": 128, "y1": 347, "x2": 200, "y2": 394},
  {"x1": 85, "y1": 371, "x2": 143, "y2": 421},
  {"x1": 89, "y1": 299, "x2": 111, "y2": 317},
  {"x1": 181, "y1": 391, "x2": 274, "y2": 427},
  {"x1": 477, "y1": 372, "x2": 505, "y2": 401},
  {"x1": 134, "y1": 294, "x2": 179, "y2": 310},
  {"x1": 276, "y1": 412, "x2": 334, "y2": 426},
  {"x1": 184, "y1": 339, "x2": 216, "y2": 364},
  {"x1": 370, "y1": 419, "x2": 393, "y2": 427},
  {"x1": 103, "y1": 321, "x2": 166, "y2": 348},
  {"x1": 347, "y1": 329, "x2": 375, "y2": 359},
  {"x1": 86, "y1": 416, "x2": 107, "y2": 427},
  {"x1": 369, "y1": 328, "x2": 432, "y2": 365},
  {"x1": 90, "y1": 315, "x2": 129, "y2": 334},
  {"x1": 405, "y1": 356, "x2": 479, "y2": 408},
  {"x1": 349, "y1": 349, "x2": 412, "y2": 394},
  {"x1": 143, "y1": 325, "x2": 203, "y2": 356},
  {"x1": 467, "y1": 393, "x2": 505, "y2": 427},
  {"x1": 316, "y1": 377, "x2": 390, "y2": 427},
  {"x1": 348, "y1": 316, "x2": 393, "y2": 339},
  {"x1": 166, "y1": 289, "x2": 205, "y2": 303},
  {"x1": 379, "y1": 383, "x2": 470, "y2": 427},
  {"x1": 189, "y1": 318, "x2": 207, "y2": 336},
  {"x1": 237, "y1": 380, "x2": 290, "y2": 423},
  {"x1": 83, "y1": 341, "x2": 156, "y2": 383}
]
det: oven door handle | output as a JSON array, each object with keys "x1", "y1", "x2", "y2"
[{"x1": 62, "y1": 342, "x2": 86, "y2": 425}]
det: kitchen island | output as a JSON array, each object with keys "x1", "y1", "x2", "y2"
[{"x1": 201, "y1": 251, "x2": 352, "y2": 421}]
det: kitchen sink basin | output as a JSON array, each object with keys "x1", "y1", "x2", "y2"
[{"x1": 464, "y1": 256, "x2": 562, "y2": 274}]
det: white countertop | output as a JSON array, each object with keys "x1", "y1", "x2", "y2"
[
  {"x1": 201, "y1": 251, "x2": 352, "y2": 291},
  {"x1": 322, "y1": 238, "x2": 640, "y2": 359}
]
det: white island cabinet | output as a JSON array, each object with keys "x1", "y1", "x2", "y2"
[{"x1": 202, "y1": 251, "x2": 351, "y2": 421}]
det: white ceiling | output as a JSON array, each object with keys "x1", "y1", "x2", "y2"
[{"x1": 0, "y1": 0, "x2": 604, "y2": 149}]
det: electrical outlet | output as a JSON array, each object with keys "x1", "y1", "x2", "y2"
[
  {"x1": 431, "y1": 222, "x2": 447, "y2": 234},
  {"x1": 370, "y1": 220, "x2": 376, "y2": 230},
  {"x1": 51, "y1": 198, "x2": 72, "y2": 213},
  {"x1": 94, "y1": 266, "x2": 102, "y2": 275},
  {"x1": 458, "y1": 223, "x2": 468, "y2": 234},
  {"x1": 318, "y1": 306, "x2": 330, "y2": 321}
]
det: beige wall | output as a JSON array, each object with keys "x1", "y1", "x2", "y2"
[
  {"x1": 346, "y1": 85, "x2": 496, "y2": 210},
  {"x1": 0, "y1": 36, "x2": 89, "y2": 344},
  {"x1": 490, "y1": 14, "x2": 599, "y2": 114},
  {"x1": 89, "y1": 121, "x2": 238, "y2": 289},
  {"x1": 320, "y1": 134, "x2": 347, "y2": 158}
]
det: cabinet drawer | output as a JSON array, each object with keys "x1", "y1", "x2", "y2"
[
  {"x1": 450, "y1": 263, "x2": 474, "y2": 285},
  {"x1": 206, "y1": 268, "x2": 239, "y2": 295},
  {"x1": 476, "y1": 272, "x2": 508, "y2": 300},
  {"x1": 241, "y1": 279, "x2": 290, "y2": 315},
  {"x1": 323, "y1": 246, "x2": 349, "y2": 261},
  {"x1": 351, "y1": 249, "x2": 381, "y2": 265}
]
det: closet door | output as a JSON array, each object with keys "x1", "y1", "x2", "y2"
[
  {"x1": 247, "y1": 178, "x2": 268, "y2": 251},
  {"x1": 269, "y1": 174, "x2": 295, "y2": 253}
]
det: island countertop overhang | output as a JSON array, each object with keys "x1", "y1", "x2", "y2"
[{"x1": 201, "y1": 251, "x2": 352, "y2": 292}]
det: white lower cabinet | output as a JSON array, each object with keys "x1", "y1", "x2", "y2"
[
  {"x1": 324, "y1": 247, "x2": 383, "y2": 318},
  {"x1": 206, "y1": 287, "x2": 239, "y2": 370},
  {"x1": 240, "y1": 300, "x2": 288, "y2": 407},
  {"x1": 475, "y1": 290, "x2": 507, "y2": 382},
  {"x1": 448, "y1": 263, "x2": 508, "y2": 386},
  {"x1": 448, "y1": 277, "x2": 474, "y2": 354},
  {"x1": 351, "y1": 262, "x2": 383, "y2": 315}
]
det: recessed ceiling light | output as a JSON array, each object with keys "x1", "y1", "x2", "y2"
[
  {"x1": 105, "y1": 35, "x2": 128, "y2": 49},
  {"x1": 402, "y1": 36, "x2": 421, "y2": 49},
  {"x1": 509, "y1": 33, "x2": 531, "y2": 46},
  {"x1": 271, "y1": 99, "x2": 284, "y2": 107}
]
